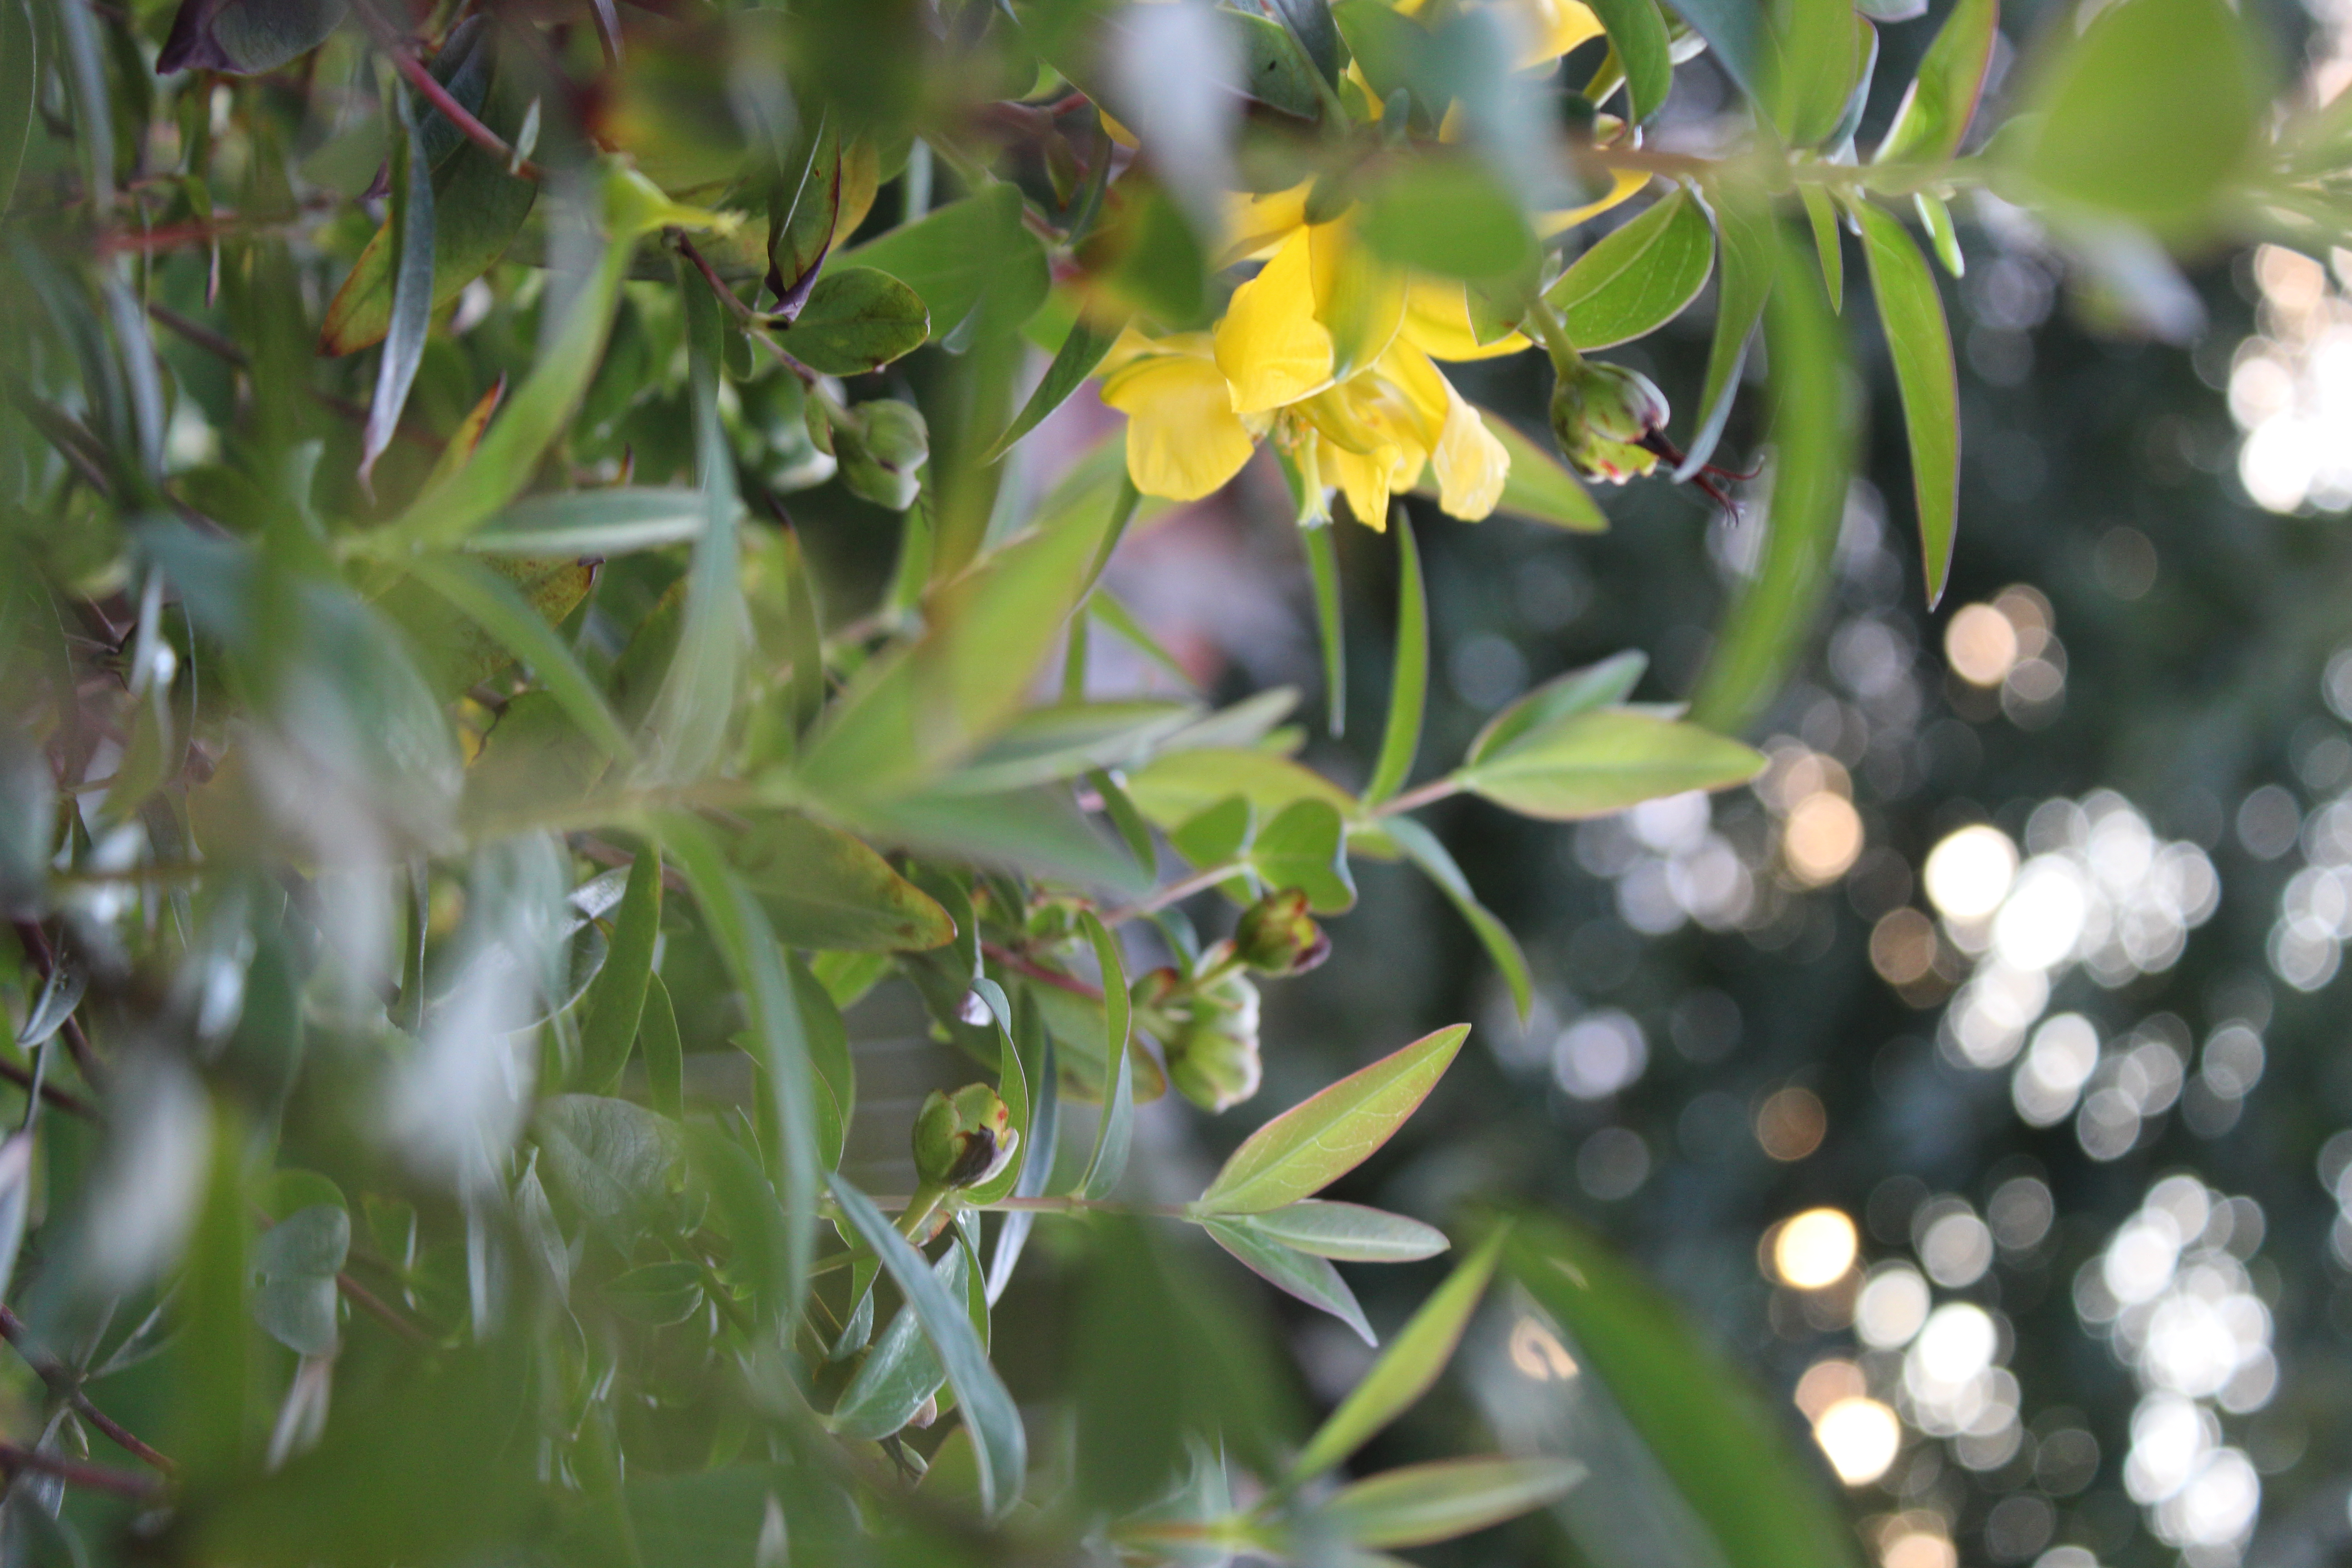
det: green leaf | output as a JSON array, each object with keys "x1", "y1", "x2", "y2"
[
  {"x1": 840, "y1": 184, "x2": 1050, "y2": 347},
  {"x1": 1381, "y1": 814, "x2": 1534, "y2": 1020},
  {"x1": 1229, "y1": 7, "x2": 1327, "y2": 116},
  {"x1": 634, "y1": 265, "x2": 747, "y2": 783},
  {"x1": 1291, "y1": 1229, "x2": 1503, "y2": 1479},
  {"x1": 2012, "y1": 0, "x2": 2259, "y2": 233},
  {"x1": 829, "y1": 1243, "x2": 970, "y2": 1441},
  {"x1": 1543, "y1": 188, "x2": 1712, "y2": 350},
  {"x1": 1874, "y1": 0, "x2": 1998, "y2": 164},
  {"x1": 1202, "y1": 1219, "x2": 1375, "y2": 1343},
  {"x1": 1322, "y1": 1457, "x2": 1583, "y2": 1548},
  {"x1": 943, "y1": 701, "x2": 1200, "y2": 795},
  {"x1": 535, "y1": 1094, "x2": 681, "y2": 1245},
  {"x1": 731, "y1": 811, "x2": 956, "y2": 951},
  {"x1": 254, "y1": 1203, "x2": 351, "y2": 1357},
  {"x1": 1122, "y1": 747, "x2": 1359, "y2": 830},
  {"x1": 1662, "y1": 0, "x2": 1762, "y2": 102},
  {"x1": 319, "y1": 20, "x2": 535, "y2": 358},
  {"x1": 986, "y1": 1000, "x2": 1060, "y2": 1303},
  {"x1": 159, "y1": 0, "x2": 343, "y2": 73},
  {"x1": 1916, "y1": 190, "x2": 1964, "y2": 277},
  {"x1": 1076, "y1": 911, "x2": 1135, "y2": 1199},
  {"x1": 986, "y1": 309, "x2": 1127, "y2": 463},
  {"x1": 1689, "y1": 229, "x2": 1856, "y2": 729},
  {"x1": 769, "y1": 266, "x2": 930, "y2": 376},
  {"x1": 1240, "y1": 1201, "x2": 1450, "y2": 1264},
  {"x1": 1357, "y1": 159, "x2": 1538, "y2": 282},
  {"x1": 360, "y1": 85, "x2": 436, "y2": 486},
  {"x1": 1171, "y1": 795, "x2": 1254, "y2": 873},
  {"x1": 1303, "y1": 522, "x2": 1348, "y2": 734},
  {"x1": 1364, "y1": 514, "x2": 1427, "y2": 806},
  {"x1": 463, "y1": 488, "x2": 708, "y2": 556},
  {"x1": 1588, "y1": 0, "x2": 1676, "y2": 121},
  {"x1": 1197, "y1": 1024, "x2": 1469, "y2": 1215},
  {"x1": 1798, "y1": 184, "x2": 1844, "y2": 313},
  {"x1": 689, "y1": 1125, "x2": 789, "y2": 1321},
  {"x1": 1508, "y1": 1213, "x2": 1866, "y2": 1568},
  {"x1": 577, "y1": 845, "x2": 662, "y2": 1095},
  {"x1": 401, "y1": 555, "x2": 634, "y2": 764},
  {"x1": 1465, "y1": 650, "x2": 1648, "y2": 767},
  {"x1": 1456, "y1": 708, "x2": 1765, "y2": 819},
  {"x1": 1768, "y1": 0, "x2": 1866, "y2": 146},
  {"x1": 664, "y1": 818, "x2": 818, "y2": 1313},
  {"x1": 860, "y1": 787, "x2": 1155, "y2": 896},
  {"x1": 0, "y1": 0, "x2": 36, "y2": 218},
  {"x1": 963, "y1": 1013, "x2": 1032, "y2": 1208},
  {"x1": 828, "y1": 1176, "x2": 1026, "y2": 1516},
  {"x1": 1854, "y1": 200, "x2": 1960, "y2": 610},
  {"x1": 641, "y1": 971, "x2": 685, "y2": 1119},
  {"x1": 1250, "y1": 799, "x2": 1355, "y2": 915},
  {"x1": 1676, "y1": 187, "x2": 1775, "y2": 480},
  {"x1": 1090, "y1": 766, "x2": 1158, "y2": 874},
  {"x1": 602, "y1": 1260, "x2": 706, "y2": 1327},
  {"x1": 1460, "y1": 411, "x2": 1607, "y2": 531}
]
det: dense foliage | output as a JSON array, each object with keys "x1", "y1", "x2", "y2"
[{"x1": 0, "y1": 0, "x2": 2337, "y2": 1564}]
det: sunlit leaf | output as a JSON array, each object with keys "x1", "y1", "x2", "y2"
[
  {"x1": 1545, "y1": 188, "x2": 1715, "y2": 351},
  {"x1": 1197, "y1": 1024, "x2": 1469, "y2": 1215},
  {"x1": 1874, "y1": 0, "x2": 1999, "y2": 164},
  {"x1": 1243, "y1": 1201, "x2": 1449, "y2": 1265},
  {"x1": 1676, "y1": 186, "x2": 1774, "y2": 480},
  {"x1": 1465, "y1": 650, "x2": 1649, "y2": 767},
  {"x1": 1250, "y1": 798, "x2": 1355, "y2": 914},
  {"x1": 1455, "y1": 708, "x2": 1765, "y2": 819},
  {"x1": 1320, "y1": 1456, "x2": 1583, "y2": 1548},
  {"x1": 1202, "y1": 1218, "x2": 1376, "y2": 1343},
  {"x1": 1589, "y1": 0, "x2": 1676, "y2": 122},
  {"x1": 1365, "y1": 513, "x2": 1427, "y2": 805},
  {"x1": 1853, "y1": 200, "x2": 1959, "y2": 609},
  {"x1": 986, "y1": 308, "x2": 1127, "y2": 463},
  {"x1": 1291, "y1": 1229, "x2": 1500, "y2": 1479}
]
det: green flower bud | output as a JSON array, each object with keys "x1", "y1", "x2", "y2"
[
  {"x1": 911, "y1": 1083, "x2": 1018, "y2": 1191},
  {"x1": 1232, "y1": 887, "x2": 1330, "y2": 975},
  {"x1": 1162, "y1": 973, "x2": 1262, "y2": 1113},
  {"x1": 1549, "y1": 359, "x2": 1671, "y2": 485}
]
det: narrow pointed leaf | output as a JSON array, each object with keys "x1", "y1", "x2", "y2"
[
  {"x1": 1854, "y1": 201, "x2": 1959, "y2": 609},
  {"x1": 464, "y1": 489, "x2": 706, "y2": 557},
  {"x1": 1304, "y1": 524, "x2": 1348, "y2": 736},
  {"x1": 987, "y1": 309, "x2": 1128, "y2": 463},
  {"x1": 828, "y1": 1176, "x2": 1027, "y2": 1516},
  {"x1": 1243, "y1": 1201, "x2": 1450, "y2": 1264},
  {"x1": 641, "y1": 972, "x2": 684, "y2": 1119},
  {"x1": 769, "y1": 267, "x2": 930, "y2": 377},
  {"x1": 1465, "y1": 651, "x2": 1648, "y2": 767},
  {"x1": 360, "y1": 87, "x2": 436, "y2": 485},
  {"x1": 1323, "y1": 1456, "x2": 1583, "y2": 1548},
  {"x1": 1198, "y1": 1024, "x2": 1469, "y2": 1215},
  {"x1": 1689, "y1": 229, "x2": 1855, "y2": 728},
  {"x1": 1676, "y1": 190, "x2": 1774, "y2": 480},
  {"x1": 1798, "y1": 185, "x2": 1844, "y2": 312},
  {"x1": 403, "y1": 555, "x2": 633, "y2": 763},
  {"x1": 1076, "y1": 911, "x2": 1134, "y2": 1199},
  {"x1": 963, "y1": 1013, "x2": 1032, "y2": 1207},
  {"x1": 1543, "y1": 187, "x2": 1715, "y2": 349},
  {"x1": 1382, "y1": 815, "x2": 1532, "y2": 1020},
  {"x1": 1456, "y1": 708, "x2": 1764, "y2": 818},
  {"x1": 1291, "y1": 1229, "x2": 1504, "y2": 1479},
  {"x1": 0, "y1": 0, "x2": 34, "y2": 218},
  {"x1": 578, "y1": 845, "x2": 662, "y2": 1094},
  {"x1": 1915, "y1": 190, "x2": 1965, "y2": 277},
  {"x1": 1875, "y1": 0, "x2": 1999, "y2": 165},
  {"x1": 828, "y1": 1244, "x2": 969, "y2": 1441},
  {"x1": 1204, "y1": 1219, "x2": 1376, "y2": 1344},
  {"x1": 1363, "y1": 513, "x2": 1426, "y2": 807},
  {"x1": 987, "y1": 1007, "x2": 1058, "y2": 1304},
  {"x1": 1588, "y1": 0, "x2": 1675, "y2": 121}
]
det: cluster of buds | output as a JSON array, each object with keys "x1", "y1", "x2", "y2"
[
  {"x1": 1142, "y1": 966, "x2": 1263, "y2": 1114},
  {"x1": 1230, "y1": 887, "x2": 1331, "y2": 976}
]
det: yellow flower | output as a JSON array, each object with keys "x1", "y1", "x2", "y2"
[{"x1": 1099, "y1": 324, "x2": 1508, "y2": 527}]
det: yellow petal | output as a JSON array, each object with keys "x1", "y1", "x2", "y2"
[
  {"x1": 1308, "y1": 220, "x2": 1409, "y2": 382},
  {"x1": 1515, "y1": 0, "x2": 1607, "y2": 67},
  {"x1": 1327, "y1": 440, "x2": 1401, "y2": 530},
  {"x1": 1098, "y1": 105, "x2": 1139, "y2": 149},
  {"x1": 1539, "y1": 167, "x2": 1651, "y2": 236},
  {"x1": 1431, "y1": 379, "x2": 1511, "y2": 519},
  {"x1": 1224, "y1": 181, "x2": 1312, "y2": 265},
  {"x1": 1215, "y1": 226, "x2": 1335, "y2": 414},
  {"x1": 1377, "y1": 341, "x2": 1453, "y2": 441},
  {"x1": 1400, "y1": 280, "x2": 1532, "y2": 361},
  {"x1": 1101, "y1": 353, "x2": 1264, "y2": 502}
]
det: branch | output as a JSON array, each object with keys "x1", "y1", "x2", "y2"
[
  {"x1": 350, "y1": 2, "x2": 545, "y2": 183},
  {"x1": 979, "y1": 942, "x2": 1102, "y2": 1001},
  {"x1": 0, "y1": 1441, "x2": 167, "y2": 1502},
  {"x1": 0, "y1": 1307, "x2": 173, "y2": 1474},
  {"x1": 336, "y1": 1270, "x2": 436, "y2": 1348}
]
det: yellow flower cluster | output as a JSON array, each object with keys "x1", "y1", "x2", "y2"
[{"x1": 1093, "y1": 0, "x2": 1645, "y2": 529}]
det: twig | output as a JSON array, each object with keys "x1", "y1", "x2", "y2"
[
  {"x1": 11, "y1": 923, "x2": 105, "y2": 1095},
  {"x1": 146, "y1": 303, "x2": 436, "y2": 450},
  {"x1": 979, "y1": 942, "x2": 1102, "y2": 1001},
  {"x1": 0, "y1": 1307, "x2": 174, "y2": 1474},
  {"x1": 0, "y1": 1057, "x2": 97, "y2": 1122},
  {"x1": 0, "y1": 1441, "x2": 167, "y2": 1502},
  {"x1": 349, "y1": 2, "x2": 545, "y2": 183},
  {"x1": 335, "y1": 1270, "x2": 436, "y2": 1347},
  {"x1": 1367, "y1": 776, "x2": 1462, "y2": 818},
  {"x1": 1097, "y1": 863, "x2": 1240, "y2": 926}
]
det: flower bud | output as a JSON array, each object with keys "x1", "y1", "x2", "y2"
[
  {"x1": 1162, "y1": 974, "x2": 1263, "y2": 1113},
  {"x1": 1549, "y1": 360, "x2": 1671, "y2": 485},
  {"x1": 1232, "y1": 888, "x2": 1330, "y2": 975},
  {"x1": 911, "y1": 1083, "x2": 1018, "y2": 1191}
]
